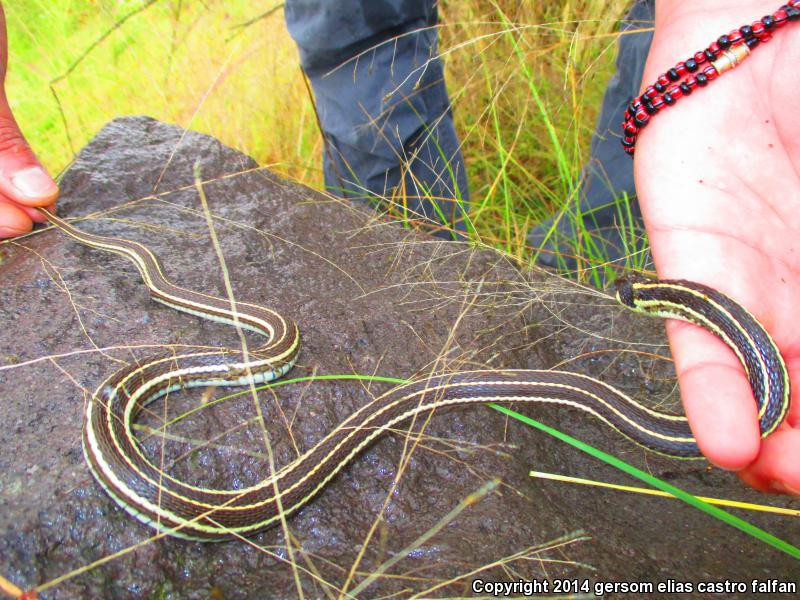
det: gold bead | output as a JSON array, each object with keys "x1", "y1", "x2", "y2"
[{"x1": 711, "y1": 43, "x2": 751, "y2": 75}]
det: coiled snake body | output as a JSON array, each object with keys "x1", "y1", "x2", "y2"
[{"x1": 40, "y1": 209, "x2": 790, "y2": 541}]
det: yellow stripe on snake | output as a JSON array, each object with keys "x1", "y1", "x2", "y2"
[{"x1": 39, "y1": 208, "x2": 790, "y2": 541}]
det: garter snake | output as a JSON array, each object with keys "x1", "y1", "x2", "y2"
[{"x1": 38, "y1": 208, "x2": 790, "y2": 541}]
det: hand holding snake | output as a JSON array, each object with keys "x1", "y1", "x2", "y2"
[
  {"x1": 636, "y1": 0, "x2": 800, "y2": 494},
  {"x1": 38, "y1": 206, "x2": 791, "y2": 539},
  {"x1": 6, "y1": 0, "x2": 800, "y2": 542}
]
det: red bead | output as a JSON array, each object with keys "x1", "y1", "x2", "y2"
[
  {"x1": 620, "y1": 1, "x2": 800, "y2": 158},
  {"x1": 667, "y1": 86, "x2": 683, "y2": 99}
]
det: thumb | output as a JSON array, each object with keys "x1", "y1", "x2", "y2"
[{"x1": 0, "y1": 90, "x2": 58, "y2": 208}]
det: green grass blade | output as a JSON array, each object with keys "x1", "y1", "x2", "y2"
[
  {"x1": 155, "y1": 372, "x2": 799, "y2": 561},
  {"x1": 488, "y1": 403, "x2": 800, "y2": 560},
  {"x1": 265, "y1": 376, "x2": 799, "y2": 561}
]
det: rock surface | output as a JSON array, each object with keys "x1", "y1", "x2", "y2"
[{"x1": 0, "y1": 117, "x2": 796, "y2": 599}]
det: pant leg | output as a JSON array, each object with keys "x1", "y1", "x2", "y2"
[
  {"x1": 528, "y1": 0, "x2": 655, "y2": 270},
  {"x1": 285, "y1": 0, "x2": 469, "y2": 235}
]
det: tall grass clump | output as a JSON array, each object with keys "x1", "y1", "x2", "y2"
[{"x1": 7, "y1": 0, "x2": 639, "y2": 276}]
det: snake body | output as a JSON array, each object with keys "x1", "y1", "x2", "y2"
[{"x1": 40, "y1": 209, "x2": 790, "y2": 541}]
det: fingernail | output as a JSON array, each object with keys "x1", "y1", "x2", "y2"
[{"x1": 11, "y1": 167, "x2": 58, "y2": 200}]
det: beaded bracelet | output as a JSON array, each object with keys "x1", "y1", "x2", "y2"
[{"x1": 621, "y1": 1, "x2": 800, "y2": 156}]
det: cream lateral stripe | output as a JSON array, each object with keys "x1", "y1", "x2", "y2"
[
  {"x1": 195, "y1": 396, "x2": 635, "y2": 536},
  {"x1": 632, "y1": 281, "x2": 781, "y2": 423},
  {"x1": 116, "y1": 363, "x2": 295, "y2": 494},
  {"x1": 102, "y1": 374, "x2": 696, "y2": 516},
  {"x1": 97, "y1": 376, "x2": 694, "y2": 524},
  {"x1": 633, "y1": 298, "x2": 765, "y2": 417},
  {"x1": 108, "y1": 348, "x2": 298, "y2": 494},
  {"x1": 49, "y1": 212, "x2": 282, "y2": 335},
  {"x1": 39, "y1": 208, "x2": 790, "y2": 540},
  {"x1": 108, "y1": 344, "x2": 294, "y2": 492},
  {"x1": 633, "y1": 281, "x2": 762, "y2": 380},
  {"x1": 152, "y1": 298, "x2": 275, "y2": 336},
  {"x1": 632, "y1": 299, "x2": 751, "y2": 375},
  {"x1": 88, "y1": 391, "x2": 691, "y2": 539},
  {"x1": 82, "y1": 442, "x2": 209, "y2": 541}
]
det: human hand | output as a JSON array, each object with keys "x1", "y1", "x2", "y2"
[
  {"x1": 635, "y1": 1, "x2": 800, "y2": 494},
  {"x1": 0, "y1": 3, "x2": 58, "y2": 239}
]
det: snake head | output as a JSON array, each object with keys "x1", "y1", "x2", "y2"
[{"x1": 614, "y1": 275, "x2": 652, "y2": 308}]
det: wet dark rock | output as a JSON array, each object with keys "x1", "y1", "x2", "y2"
[{"x1": 0, "y1": 117, "x2": 796, "y2": 598}]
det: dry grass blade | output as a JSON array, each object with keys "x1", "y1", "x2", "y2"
[
  {"x1": 349, "y1": 480, "x2": 500, "y2": 597},
  {"x1": 529, "y1": 471, "x2": 800, "y2": 517},
  {"x1": 409, "y1": 531, "x2": 593, "y2": 598},
  {"x1": 193, "y1": 163, "x2": 306, "y2": 597},
  {"x1": 0, "y1": 573, "x2": 23, "y2": 599}
]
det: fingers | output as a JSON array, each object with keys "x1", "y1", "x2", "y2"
[
  {"x1": 20, "y1": 200, "x2": 53, "y2": 223},
  {"x1": 0, "y1": 93, "x2": 58, "y2": 238},
  {"x1": 740, "y1": 361, "x2": 800, "y2": 495},
  {"x1": 786, "y1": 359, "x2": 800, "y2": 430},
  {"x1": 665, "y1": 320, "x2": 762, "y2": 470},
  {"x1": 738, "y1": 428, "x2": 800, "y2": 495},
  {"x1": 0, "y1": 196, "x2": 30, "y2": 237},
  {"x1": 0, "y1": 99, "x2": 58, "y2": 207},
  {"x1": 0, "y1": 5, "x2": 58, "y2": 238},
  {"x1": 668, "y1": 317, "x2": 800, "y2": 496},
  {"x1": 0, "y1": 195, "x2": 55, "y2": 237},
  {"x1": 0, "y1": 3, "x2": 58, "y2": 222}
]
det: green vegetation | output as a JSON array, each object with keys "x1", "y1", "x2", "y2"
[
  {"x1": 8, "y1": 0, "x2": 795, "y2": 566},
  {"x1": 6, "y1": 1, "x2": 320, "y2": 181},
  {"x1": 490, "y1": 402, "x2": 800, "y2": 561},
  {"x1": 7, "y1": 0, "x2": 640, "y2": 279},
  {"x1": 168, "y1": 373, "x2": 800, "y2": 561}
]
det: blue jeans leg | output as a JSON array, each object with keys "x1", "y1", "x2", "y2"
[
  {"x1": 528, "y1": 0, "x2": 655, "y2": 270},
  {"x1": 285, "y1": 0, "x2": 470, "y2": 235}
]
